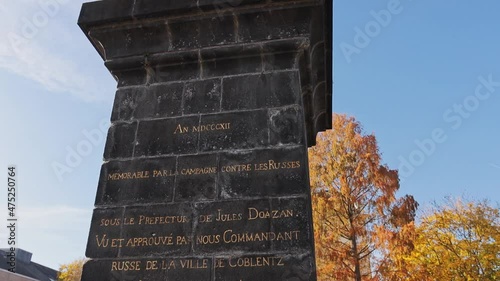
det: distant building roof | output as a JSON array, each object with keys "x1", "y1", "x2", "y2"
[
  {"x1": 0, "y1": 268, "x2": 38, "y2": 281},
  {"x1": 0, "y1": 249, "x2": 58, "y2": 281}
]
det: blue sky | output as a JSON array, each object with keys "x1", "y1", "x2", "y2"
[
  {"x1": 335, "y1": 0, "x2": 500, "y2": 208},
  {"x1": 0, "y1": 0, "x2": 499, "y2": 270}
]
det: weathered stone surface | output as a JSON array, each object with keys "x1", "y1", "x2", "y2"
[
  {"x1": 82, "y1": 254, "x2": 314, "y2": 281},
  {"x1": 85, "y1": 207, "x2": 124, "y2": 258},
  {"x1": 193, "y1": 198, "x2": 311, "y2": 253},
  {"x1": 103, "y1": 122, "x2": 137, "y2": 160},
  {"x1": 95, "y1": 157, "x2": 177, "y2": 206},
  {"x1": 134, "y1": 116, "x2": 200, "y2": 156},
  {"x1": 174, "y1": 154, "x2": 218, "y2": 202},
  {"x1": 218, "y1": 146, "x2": 307, "y2": 199},
  {"x1": 82, "y1": 258, "x2": 213, "y2": 281},
  {"x1": 79, "y1": 0, "x2": 332, "y2": 279},
  {"x1": 111, "y1": 83, "x2": 184, "y2": 121},
  {"x1": 199, "y1": 110, "x2": 269, "y2": 152},
  {"x1": 269, "y1": 105, "x2": 305, "y2": 145},
  {"x1": 221, "y1": 71, "x2": 300, "y2": 111},
  {"x1": 86, "y1": 197, "x2": 311, "y2": 258},
  {"x1": 214, "y1": 254, "x2": 316, "y2": 281},
  {"x1": 183, "y1": 78, "x2": 222, "y2": 114}
]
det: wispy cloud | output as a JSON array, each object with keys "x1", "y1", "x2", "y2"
[
  {"x1": 0, "y1": 206, "x2": 91, "y2": 243},
  {"x1": 0, "y1": 3, "x2": 7, "y2": 13},
  {"x1": 20, "y1": 205, "x2": 92, "y2": 229},
  {"x1": 490, "y1": 163, "x2": 500, "y2": 170},
  {"x1": 0, "y1": 205, "x2": 92, "y2": 268},
  {"x1": 0, "y1": 0, "x2": 113, "y2": 103},
  {"x1": 0, "y1": 44, "x2": 102, "y2": 102}
]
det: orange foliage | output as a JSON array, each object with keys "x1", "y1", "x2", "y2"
[{"x1": 309, "y1": 114, "x2": 418, "y2": 281}]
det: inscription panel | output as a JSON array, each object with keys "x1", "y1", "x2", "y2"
[
  {"x1": 80, "y1": 1, "x2": 328, "y2": 278},
  {"x1": 86, "y1": 208, "x2": 124, "y2": 258},
  {"x1": 120, "y1": 204, "x2": 194, "y2": 257},
  {"x1": 86, "y1": 204, "x2": 194, "y2": 258},
  {"x1": 81, "y1": 255, "x2": 314, "y2": 281},
  {"x1": 214, "y1": 254, "x2": 316, "y2": 281},
  {"x1": 82, "y1": 257, "x2": 213, "y2": 281},
  {"x1": 104, "y1": 109, "x2": 305, "y2": 161},
  {"x1": 86, "y1": 197, "x2": 310, "y2": 258},
  {"x1": 175, "y1": 154, "x2": 218, "y2": 202},
  {"x1": 96, "y1": 157, "x2": 177, "y2": 205},
  {"x1": 218, "y1": 146, "x2": 307, "y2": 199},
  {"x1": 194, "y1": 198, "x2": 309, "y2": 253},
  {"x1": 96, "y1": 146, "x2": 306, "y2": 206}
]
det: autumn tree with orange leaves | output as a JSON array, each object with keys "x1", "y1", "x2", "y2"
[{"x1": 309, "y1": 114, "x2": 418, "y2": 281}]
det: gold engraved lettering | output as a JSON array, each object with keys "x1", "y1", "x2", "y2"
[
  {"x1": 192, "y1": 123, "x2": 231, "y2": 133},
  {"x1": 215, "y1": 259, "x2": 225, "y2": 268},
  {"x1": 111, "y1": 261, "x2": 141, "y2": 271},
  {"x1": 161, "y1": 260, "x2": 176, "y2": 270},
  {"x1": 108, "y1": 171, "x2": 150, "y2": 181},
  {"x1": 247, "y1": 208, "x2": 294, "y2": 220},
  {"x1": 124, "y1": 217, "x2": 135, "y2": 225},
  {"x1": 196, "y1": 234, "x2": 220, "y2": 245},
  {"x1": 100, "y1": 218, "x2": 121, "y2": 227},
  {"x1": 222, "y1": 230, "x2": 300, "y2": 244},
  {"x1": 111, "y1": 238, "x2": 125, "y2": 248},
  {"x1": 180, "y1": 167, "x2": 217, "y2": 175},
  {"x1": 198, "y1": 214, "x2": 213, "y2": 223},
  {"x1": 138, "y1": 215, "x2": 189, "y2": 225},
  {"x1": 174, "y1": 124, "x2": 189, "y2": 134},
  {"x1": 180, "y1": 259, "x2": 209, "y2": 269},
  {"x1": 125, "y1": 236, "x2": 174, "y2": 247},
  {"x1": 221, "y1": 164, "x2": 252, "y2": 173},
  {"x1": 153, "y1": 169, "x2": 177, "y2": 177},
  {"x1": 215, "y1": 209, "x2": 243, "y2": 222},
  {"x1": 146, "y1": 260, "x2": 158, "y2": 270},
  {"x1": 254, "y1": 160, "x2": 301, "y2": 171},
  {"x1": 176, "y1": 235, "x2": 190, "y2": 245},
  {"x1": 228, "y1": 257, "x2": 285, "y2": 268},
  {"x1": 95, "y1": 234, "x2": 109, "y2": 248},
  {"x1": 174, "y1": 122, "x2": 231, "y2": 134}
]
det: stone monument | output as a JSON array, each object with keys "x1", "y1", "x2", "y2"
[{"x1": 78, "y1": 0, "x2": 332, "y2": 280}]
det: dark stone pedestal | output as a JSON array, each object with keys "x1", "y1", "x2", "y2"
[{"x1": 78, "y1": 1, "x2": 332, "y2": 280}]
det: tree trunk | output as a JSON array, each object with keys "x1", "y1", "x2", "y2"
[{"x1": 352, "y1": 234, "x2": 362, "y2": 281}]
